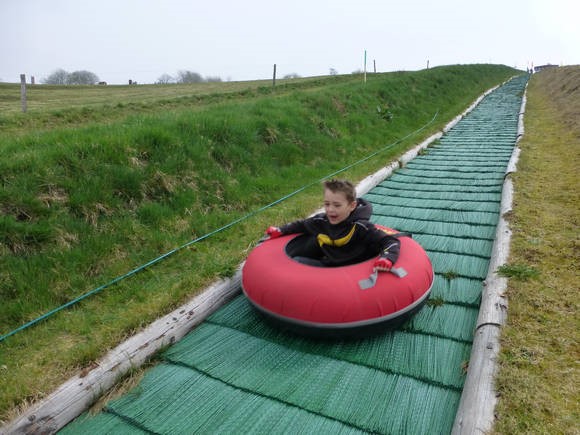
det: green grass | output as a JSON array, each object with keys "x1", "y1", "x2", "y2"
[
  {"x1": 493, "y1": 66, "x2": 579, "y2": 434},
  {"x1": 0, "y1": 64, "x2": 519, "y2": 424},
  {"x1": 496, "y1": 264, "x2": 540, "y2": 281},
  {"x1": 0, "y1": 75, "x2": 353, "y2": 134}
]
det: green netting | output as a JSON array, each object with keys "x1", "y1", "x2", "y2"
[
  {"x1": 64, "y1": 319, "x2": 466, "y2": 434},
  {"x1": 165, "y1": 322, "x2": 463, "y2": 402},
  {"x1": 398, "y1": 167, "x2": 507, "y2": 180},
  {"x1": 421, "y1": 155, "x2": 511, "y2": 162},
  {"x1": 61, "y1": 75, "x2": 528, "y2": 434},
  {"x1": 207, "y1": 293, "x2": 476, "y2": 346},
  {"x1": 428, "y1": 276, "x2": 482, "y2": 306},
  {"x1": 444, "y1": 126, "x2": 517, "y2": 134},
  {"x1": 429, "y1": 251, "x2": 490, "y2": 279},
  {"x1": 366, "y1": 186, "x2": 502, "y2": 203},
  {"x1": 69, "y1": 363, "x2": 372, "y2": 434},
  {"x1": 204, "y1": 296, "x2": 471, "y2": 388},
  {"x1": 425, "y1": 140, "x2": 515, "y2": 146},
  {"x1": 414, "y1": 234, "x2": 494, "y2": 257},
  {"x1": 388, "y1": 173, "x2": 504, "y2": 187},
  {"x1": 405, "y1": 162, "x2": 509, "y2": 172},
  {"x1": 372, "y1": 216, "x2": 497, "y2": 240},
  {"x1": 373, "y1": 204, "x2": 499, "y2": 226},
  {"x1": 60, "y1": 413, "x2": 148, "y2": 434},
  {"x1": 368, "y1": 195, "x2": 501, "y2": 213},
  {"x1": 379, "y1": 179, "x2": 503, "y2": 193},
  {"x1": 168, "y1": 328, "x2": 460, "y2": 434},
  {"x1": 428, "y1": 146, "x2": 514, "y2": 153},
  {"x1": 438, "y1": 128, "x2": 516, "y2": 135}
]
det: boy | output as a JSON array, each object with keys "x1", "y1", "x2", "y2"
[{"x1": 266, "y1": 179, "x2": 399, "y2": 271}]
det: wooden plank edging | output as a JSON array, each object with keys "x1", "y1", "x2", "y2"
[{"x1": 452, "y1": 80, "x2": 528, "y2": 434}]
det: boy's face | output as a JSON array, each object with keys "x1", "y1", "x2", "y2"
[{"x1": 323, "y1": 188, "x2": 357, "y2": 225}]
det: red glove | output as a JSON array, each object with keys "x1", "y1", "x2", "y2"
[
  {"x1": 373, "y1": 257, "x2": 393, "y2": 272},
  {"x1": 265, "y1": 226, "x2": 283, "y2": 239}
]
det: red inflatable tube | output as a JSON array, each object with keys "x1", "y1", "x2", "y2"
[{"x1": 242, "y1": 226, "x2": 434, "y2": 338}]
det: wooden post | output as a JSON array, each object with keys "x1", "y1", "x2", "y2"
[
  {"x1": 272, "y1": 64, "x2": 276, "y2": 87},
  {"x1": 363, "y1": 50, "x2": 367, "y2": 83},
  {"x1": 373, "y1": 60, "x2": 376, "y2": 73},
  {"x1": 20, "y1": 74, "x2": 27, "y2": 113}
]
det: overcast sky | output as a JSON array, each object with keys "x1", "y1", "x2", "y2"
[{"x1": 1, "y1": 0, "x2": 578, "y2": 85}]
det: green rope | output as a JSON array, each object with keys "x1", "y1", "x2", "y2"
[{"x1": 0, "y1": 111, "x2": 438, "y2": 343}]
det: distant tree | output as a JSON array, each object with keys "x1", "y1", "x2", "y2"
[
  {"x1": 67, "y1": 70, "x2": 99, "y2": 85},
  {"x1": 43, "y1": 68, "x2": 69, "y2": 85},
  {"x1": 329, "y1": 68, "x2": 338, "y2": 76},
  {"x1": 283, "y1": 73, "x2": 301, "y2": 79},
  {"x1": 176, "y1": 70, "x2": 203, "y2": 83},
  {"x1": 205, "y1": 76, "x2": 223, "y2": 83},
  {"x1": 156, "y1": 73, "x2": 175, "y2": 84}
]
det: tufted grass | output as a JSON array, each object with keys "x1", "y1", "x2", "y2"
[{"x1": 493, "y1": 66, "x2": 579, "y2": 434}]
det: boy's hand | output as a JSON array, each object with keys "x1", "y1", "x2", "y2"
[
  {"x1": 373, "y1": 257, "x2": 393, "y2": 272},
  {"x1": 265, "y1": 226, "x2": 283, "y2": 239}
]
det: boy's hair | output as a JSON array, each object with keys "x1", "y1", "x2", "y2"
[{"x1": 323, "y1": 179, "x2": 356, "y2": 203}]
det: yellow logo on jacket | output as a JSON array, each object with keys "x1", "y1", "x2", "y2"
[{"x1": 317, "y1": 224, "x2": 356, "y2": 247}]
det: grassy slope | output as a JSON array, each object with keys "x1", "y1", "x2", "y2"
[
  {"x1": 0, "y1": 65, "x2": 519, "y2": 423},
  {"x1": 493, "y1": 66, "x2": 579, "y2": 434}
]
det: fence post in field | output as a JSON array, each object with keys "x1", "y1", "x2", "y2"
[
  {"x1": 363, "y1": 50, "x2": 367, "y2": 83},
  {"x1": 20, "y1": 74, "x2": 27, "y2": 113},
  {"x1": 272, "y1": 64, "x2": 277, "y2": 87}
]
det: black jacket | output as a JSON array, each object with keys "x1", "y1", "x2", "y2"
[{"x1": 279, "y1": 198, "x2": 400, "y2": 267}]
